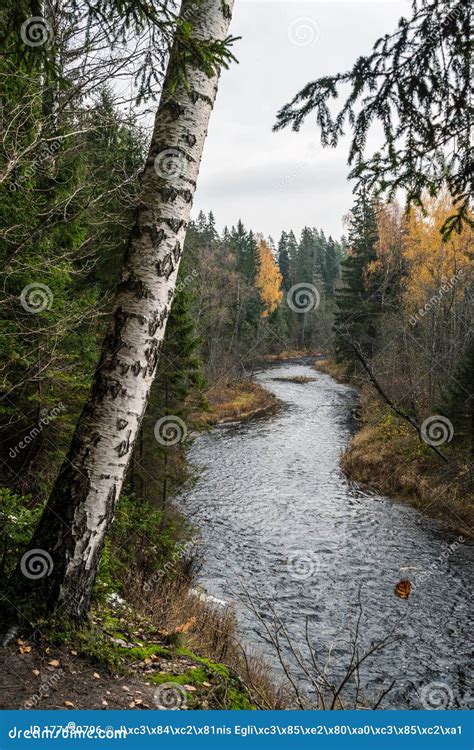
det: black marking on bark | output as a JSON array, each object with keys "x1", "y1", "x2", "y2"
[
  {"x1": 168, "y1": 288, "x2": 174, "y2": 303},
  {"x1": 117, "y1": 272, "x2": 154, "y2": 300},
  {"x1": 115, "y1": 430, "x2": 131, "y2": 457},
  {"x1": 188, "y1": 90, "x2": 213, "y2": 107},
  {"x1": 141, "y1": 223, "x2": 166, "y2": 246},
  {"x1": 148, "y1": 308, "x2": 167, "y2": 336},
  {"x1": 160, "y1": 187, "x2": 179, "y2": 203},
  {"x1": 117, "y1": 418, "x2": 128, "y2": 431},
  {"x1": 163, "y1": 100, "x2": 185, "y2": 119},
  {"x1": 156, "y1": 252, "x2": 175, "y2": 280},
  {"x1": 131, "y1": 360, "x2": 142, "y2": 376},
  {"x1": 221, "y1": 0, "x2": 232, "y2": 19},
  {"x1": 162, "y1": 218, "x2": 186, "y2": 233},
  {"x1": 184, "y1": 133, "x2": 197, "y2": 148},
  {"x1": 144, "y1": 338, "x2": 162, "y2": 375},
  {"x1": 173, "y1": 241, "x2": 181, "y2": 263}
]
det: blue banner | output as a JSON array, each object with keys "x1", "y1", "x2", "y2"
[{"x1": 1, "y1": 710, "x2": 472, "y2": 749}]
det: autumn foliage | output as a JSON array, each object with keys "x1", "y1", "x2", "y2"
[{"x1": 255, "y1": 239, "x2": 283, "y2": 317}]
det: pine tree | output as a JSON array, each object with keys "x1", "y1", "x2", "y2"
[{"x1": 334, "y1": 190, "x2": 380, "y2": 364}]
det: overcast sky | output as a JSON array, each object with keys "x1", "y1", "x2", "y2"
[{"x1": 192, "y1": 0, "x2": 409, "y2": 242}]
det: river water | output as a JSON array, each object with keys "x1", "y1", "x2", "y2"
[{"x1": 179, "y1": 361, "x2": 473, "y2": 709}]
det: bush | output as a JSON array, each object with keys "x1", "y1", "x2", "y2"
[{"x1": 0, "y1": 487, "x2": 41, "y2": 578}]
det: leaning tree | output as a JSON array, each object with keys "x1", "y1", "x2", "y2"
[{"x1": 10, "y1": 0, "x2": 236, "y2": 621}]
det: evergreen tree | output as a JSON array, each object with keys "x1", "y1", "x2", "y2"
[{"x1": 334, "y1": 190, "x2": 380, "y2": 364}]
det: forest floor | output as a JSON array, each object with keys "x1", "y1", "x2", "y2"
[
  {"x1": 315, "y1": 358, "x2": 473, "y2": 537},
  {"x1": 0, "y1": 602, "x2": 263, "y2": 710}
]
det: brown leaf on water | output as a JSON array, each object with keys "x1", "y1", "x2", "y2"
[{"x1": 394, "y1": 579, "x2": 412, "y2": 599}]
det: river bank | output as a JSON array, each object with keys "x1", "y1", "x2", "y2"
[{"x1": 315, "y1": 358, "x2": 474, "y2": 537}]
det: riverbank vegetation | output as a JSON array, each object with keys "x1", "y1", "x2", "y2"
[{"x1": 315, "y1": 193, "x2": 473, "y2": 533}]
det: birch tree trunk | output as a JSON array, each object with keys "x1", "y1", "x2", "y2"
[{"x1": 14, "y1": 0, "x2": 234, "y2": 621}]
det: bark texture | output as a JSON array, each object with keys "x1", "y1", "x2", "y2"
[{"x1": 15, "y1": 0, "x2": 234, "y2": 620}]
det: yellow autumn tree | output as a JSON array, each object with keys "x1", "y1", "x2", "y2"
[
  {"x1": 255, "y1": 239, "x2": 283, "y2": 317},
  {"x1": 403, "y1": 191, "x2": 473, "y2": 310}
]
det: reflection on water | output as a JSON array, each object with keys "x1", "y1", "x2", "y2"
[{"x1": 178, "y1": 362, "x2": 473, "y2": 709}]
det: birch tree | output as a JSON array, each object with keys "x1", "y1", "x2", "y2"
[{"x1": 12, "y1": 0, "x2": 235, "y2": 621}]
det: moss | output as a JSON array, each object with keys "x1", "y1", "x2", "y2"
[
  {"x1": 148, "y1": 667, "x2": 208, "y2": 686},
  {"x1": 226, "y1": 687, "x2": 255, "y2": 710},
  {"x1": 118, "y1": 644, "x2": 172, "y2": 660},
  {"x1": 175, "y1": 647, "x2": 230, "y2": 677}
]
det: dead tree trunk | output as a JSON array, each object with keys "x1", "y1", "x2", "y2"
[{"x1": 12, "y1": 0, "x2": 234, "y2": 621}]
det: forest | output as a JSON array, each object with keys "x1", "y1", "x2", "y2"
[{"x1": 0, "y1": 0, "x2": 472, "y2": 715}]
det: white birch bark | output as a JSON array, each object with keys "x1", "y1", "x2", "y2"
[{"x1": 20, "y1": 0, "x2": 235, "y2": 619}]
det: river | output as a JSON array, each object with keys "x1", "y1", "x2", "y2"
[{"x1": 178, "y1": 360, "x2": 473, "y2": 709}]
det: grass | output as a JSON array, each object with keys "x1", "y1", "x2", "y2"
[
  {"x1": 313, "y1": 357, "x2": 348, "y2": 383},
  {"x1": 341, "y1": 386, "x2": 473, "y2": 536},
  {"x1": 198, "y1": 379, "x2": 279, "y2": 425}
]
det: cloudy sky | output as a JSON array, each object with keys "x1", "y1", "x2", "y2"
[{"x1": 192, "y1": 0, "x2": 409, "y2": 242}]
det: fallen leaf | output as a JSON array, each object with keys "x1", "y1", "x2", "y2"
[
  {"x1": 70, "y1": 650, "x2": 78, "y2": 656},
  {"x1": 18, "y1": 645, "x2": 32, "y2": 654},
  {"x1": 202, "y1": 682, "x2": 211, "y2": 688},
  {"x1": 48, "y1": 659, "x2": 60, "y2": 668},
  {"x1": 102, "y1": 699, "x2": 108, "y2": 706},
  {"x1": 93, "y1": 673, "x2": 100, "y2": 679},
  {"x1": 32, "y1": 669, "x2": 40, "y2": 676},
  {"x1": 184, "y1": 685, "x2": 197, "y2": 692},
  {"x1": 394, "y1": 580, "x2": 412, "y2": 599},
  {"x1": 122, "y1": 685, "x2": 130, "y2": 692},
  {"x1": 174, "y1": 617, "x2": 197, "y2": 634},
  {"x1": 64, "y1": 701, "x2": 75, "y2": 707},
  {"x1": 129, "y1": 701, "x2": 136, "y2": 708}
]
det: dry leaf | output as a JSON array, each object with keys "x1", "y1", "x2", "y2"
[
  {"x1": 184, "y1": 685, "x2": 197, "y2": 692},
  {"x1": 202, "y1": 682, "x2": 211, "y2": 688},
  {"x1": 394, "y1": 579, "x2": 412, "y2": 599},
  {"x1": 129, "y1": 701, "x2": 136, "y2": 708},
  {"x1": 122, "y1": 685, "x2": 130, "y2": 692},
  {"x1": 64, "y1": 701, "x2": 75, "y2": 707},
  {"x1": 32, "y1": 669, "x2": 40, "y2": 676},
  {"x1": 70, "y1": 650, "x2": 78, "y2": 656},
  {"x1": 102, "y1": 699, "x2": 108, "y2": 706},
  {"x1": 18, "y1": 645, "x2": 32, "y2": 654},
  {"x1": 48, "y1": 659, "x2": 60, "y2": 668},
  {"x1": 93, "y1": 673, "x2": 100, "y2": 679},
  {"x1": 174, "y1": 617, "x2": 196, "y2": 635}
]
